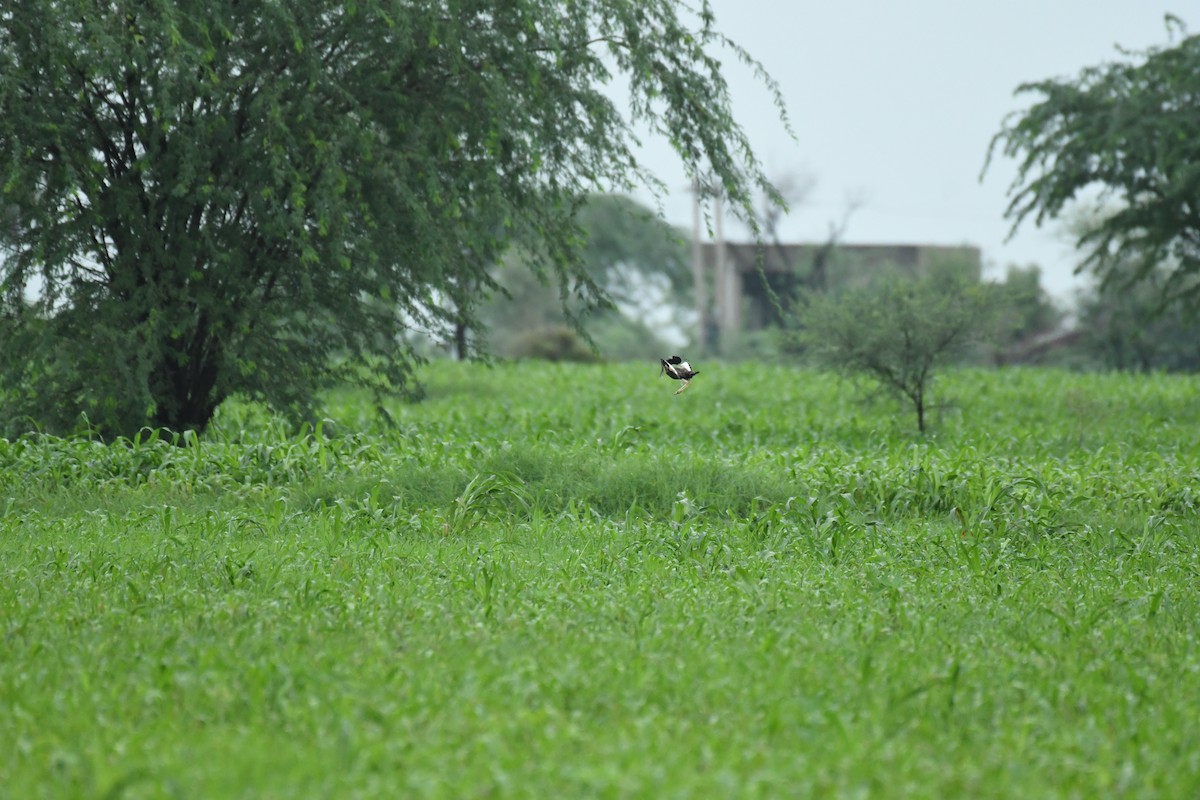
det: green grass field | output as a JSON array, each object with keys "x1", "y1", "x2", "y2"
[{"x1": 3, "y1": 361, "x2": 1199, "y2": 798}]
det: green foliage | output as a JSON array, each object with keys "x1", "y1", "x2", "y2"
[
  {"x1": 795, "y1": 269, "x2": 989, "y2": 432},
  {"x1": 476, "y1": 194, "x2": 681, "y2": 361},
  {"x1": 983, "y1": 264, "x2": 1064, "y2": 361},
  {"x1": 3, "y1": 362, "x2": 1200, "y2": 796},
  {"x1": 575, "y1": 193, "x2": 691, "y2": 298},
  {"x1": 449, "y1": 470, "x2": 533, "y2": 535},
  {"x1": 1075, "y1": 265, "x2": 1200, "y2": 371},
  {"x1": 989, "y1": 16, "x2": 1200, "y2": 307},
  {"x1": 505, "y1": 324, "x2": 600, "y2": 363},
  {"x1": 0, "y1": 1, "x2": 783, "y2": 437},
  {"x1": 476, "y1": 254, "x2": 581, "y2": 351},
  {"x1": 477, "y1": 193, "x2": 686, "y2": 359},
  {"x1": 583, "y1": 312, "x2": 673, "y2": 361}
]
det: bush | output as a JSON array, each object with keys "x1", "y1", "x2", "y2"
[
  {"x1": 793, "y1": 270, "x2": 988, "y2": 432},
  {"x1": 505, "y1": 325, "x2": 600, "y2": 363}
]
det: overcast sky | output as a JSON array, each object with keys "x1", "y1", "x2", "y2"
[{"x1": 628, "y1": 1, "x2": 1192, "y2": 301}]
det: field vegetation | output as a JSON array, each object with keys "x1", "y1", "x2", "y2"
[{"x1": 3, "y1": 361, "x2": 1199, "y2": 797}]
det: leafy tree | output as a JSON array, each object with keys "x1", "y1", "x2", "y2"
[
  {"x1": 988, "y1": 16, "x2": 1200, "y2": 307},
  {"x1": 474, "y1": 242, "x2": 673, "y2": 362},
  {"x1": 0, "y1": 1, "x2": 783, "y2": 437},
  {"x1": 796, "y1": 269, "x2": 988, "y2": 433},
  {"x1": 505, "y1": 324, "x2": 601, "y2": 363},
  {"x1": 575, "y1": 193, "x2": 691, "y2": 354},
  {"x1": 475, "y1": 253, "x2": 587, "y2": 358},
  {"x1": 1074, "y1": 263, "x2": 1200, "y2": 372},
  {"x1": 983, "y1": 264, "x2": 1064, "y2": 363},
  {"x1": 1055, "y1": 206, "x2": 1200, "y2": 371},
  {"x1": 576, "y1": 193, "x2": 691, "y2": 299},
  {"x1": 466, "y1": 193, "x2": 683, "y2": 361}
]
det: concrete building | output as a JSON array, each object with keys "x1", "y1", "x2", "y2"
[{"x1": 695, "y1": 240, "x2": 982, "y2": 352}]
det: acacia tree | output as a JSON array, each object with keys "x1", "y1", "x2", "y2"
[
  {"x1": 987, "y1": 16, "x2": 1200, "y2": 307},
  {"x1": 0, "y1": 1, "x2": 784, "y2": 437},
  {"x1": 797, "y1": 268, "x2": 987, "y2": 433},
  {"x1": 1075, "y1": 261, "x2": 1200, "y2": 372}
]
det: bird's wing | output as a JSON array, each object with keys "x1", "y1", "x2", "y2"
[{"x1": 666, "y1": 355, "x2": 683, "y2": 365}]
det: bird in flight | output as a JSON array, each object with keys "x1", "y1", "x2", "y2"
[{"x1": 659, "y1": 355, "x2": 699, "y2": 395}]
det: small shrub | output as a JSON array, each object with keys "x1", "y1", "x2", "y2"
[
  {"x1": 794, "y1": 270, "x2": 988, "y2": 432},
  {"x1": 506, "y1": 325, "x2": 599, "y2": 363}
]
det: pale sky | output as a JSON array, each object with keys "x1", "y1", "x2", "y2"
[{"x1": 630, "y1": 1, "x2": 1192, "y2": 302}]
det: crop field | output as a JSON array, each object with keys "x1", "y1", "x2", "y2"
[{"x1": 2, "y1": 360, "x2": 1199, "y2": 798}]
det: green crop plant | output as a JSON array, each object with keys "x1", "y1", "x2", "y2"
[{"x1": 2, "y1": 361, "x2": 1199, "y2": 797}]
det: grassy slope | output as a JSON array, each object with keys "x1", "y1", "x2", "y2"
[{"x1": 2, "y1": 361, "x2": 1199, "y2": 798}]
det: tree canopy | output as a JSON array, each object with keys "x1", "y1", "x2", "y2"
[
  {"x1": 988, "y1": 16, "x2": 1200, "y2": 307},
  {"x1": 575, "y1": 193, "x2": 690, "y2": 299},
  {"x1": 0, "y1": 1, "x2": 784, "y2": 437},
  {"x1": 795, "y1": 265, "x2": 988, "y2": 433},
  {"x1": 477, "y1": 194, "x2": 684, "y2": 361},
  {"x1": 1075, "y1": 264, "x2": 1200, "y2": 372}
]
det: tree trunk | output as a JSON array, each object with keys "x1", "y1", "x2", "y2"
[
  {"x1": 454, "y1": 318, "x2": 468, "y2": 361},
  {"x1": 149, "y1": 322, "x2": 223, "y2": 434}
]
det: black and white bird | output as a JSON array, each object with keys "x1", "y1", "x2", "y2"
[{"x1": 659, "y1": 355, "x2": 699, "y2": 395}]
